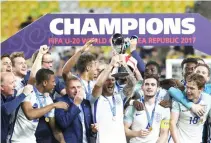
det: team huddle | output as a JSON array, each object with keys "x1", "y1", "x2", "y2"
[{"x1": 1, "y1": 38, "x2": 211, "y2": 143}]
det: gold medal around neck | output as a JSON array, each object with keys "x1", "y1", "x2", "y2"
[
  {"x1": 45, "y1": 117, "x2": 50, "y2": 122},
  {"x1": 149, "y1": 127, "x2": 153, "y2": 131}
]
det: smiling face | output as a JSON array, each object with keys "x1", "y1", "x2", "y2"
[
  {"x1": 1, "y1": 57, "x2": 12, "y2": 72},
  {"x1": 12, "y1": 57, "x2": 27, "y2": 77},
  {"x1": 185, "y1": 73, "x2": 206, "y2": 103},
  {"x1": 186, "y1": 81, "x2": 202, "y2": 101},
  {"x1": 102, "y1": 74, "x2": 116, "y2": 96},
  {"x1": 183, "y1": 62, "x2": 197, "y2": 79},
  {"x1": 194, "y1": 65, "x2": 210, "y2": 82},
  {"x1": 142, "y1": 78, "x2": 158, "y2": 97},
  {"x1": 42, "y1": 53, "x2": 53, "y2": 70},
  {"x1": 1, "y1": 72, "x2": 16, "y2": 96},
  {"x1": 43, "y1": 74, "x2": 56, "y2": 93}
]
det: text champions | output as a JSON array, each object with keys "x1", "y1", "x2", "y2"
[{"x1": 50, "y1": 18, "x2": 195, "y2": 35}]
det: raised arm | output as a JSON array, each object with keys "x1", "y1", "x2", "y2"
[
  {"x1": 1, "y1": 85, "x2": 33, "y2": 115},
  {"x1": 62, "y1": 39, "x2": 96, "y2": 80},
  {"x1": 92, "y1": 55, "x2": 119, "y2": 98},
  {"x1": 28, "y1": 45, "x2": 49, "y2": 85},
  {"x1": 120, "y1": 55, "x2": 137, "y2": 98},
  {"x1": 129, "y1": 38, "x2": 145, "y2": 73}
]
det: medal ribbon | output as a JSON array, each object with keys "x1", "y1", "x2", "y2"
[
  {"x1": 141, "y1": 90, "x2": 160, "y2": 130},
  {"x1": 33, "y1": 86, "x2": 49, "y2": 118},
  {"x1": 103, "y1": 95, "x2": 116, "y2": 117}
]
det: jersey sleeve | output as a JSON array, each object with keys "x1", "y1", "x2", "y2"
[
  {"x1": 89, "y1": 95, "x2": 99, "y2": 104},
  {"x1": 124, "y1": 106, "x2": 135, "y2": 124},
  {"x1": 23, "y1": 93, "x2": 33, "y2": 102},
  {"x1": 171, "y1": 99, "x2": 181, "y2": 113},
  {"x1": 160, "y1": 107, "x2": 170, "y2": 129},
  {"x1": 163, "y1": 108, "x2": 171, "y2": 120}
]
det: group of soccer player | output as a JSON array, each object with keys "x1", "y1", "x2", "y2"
[{"x1": 1, "y1": 38, "x2": 211, "y2": 143}]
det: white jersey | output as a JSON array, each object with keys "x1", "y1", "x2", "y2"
[
  {"x1": 170, "y1": 92, "x2": 211, "y2": 143},
  {"x1": 14, "y1": 77, "x2": 24, "y2": 92},
  {"x1": 8, "y1": 87, "x2": 54, "y2": 143},
  {"x1": 135, "y1": 86, "x2": 170, "y2": 103},
  {"x1": 124, "y1": 100, "x2": 170, "y2": 143},
  {"x1": 14, "y1": 71, "x2": 30, "y2": 91},
  {"x1": 90, "y1": 93, "x2": 127, "y2": 143}
]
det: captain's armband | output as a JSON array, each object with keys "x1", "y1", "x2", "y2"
[{"x1": 160, "y1": 119, "x2": 170, "y2": 129}]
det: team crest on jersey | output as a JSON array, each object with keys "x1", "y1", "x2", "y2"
[{"x1": 155, "y1": 113, "x2": 162, "y2": 122}]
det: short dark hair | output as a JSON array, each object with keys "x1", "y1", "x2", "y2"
[
  {"x1": 160, "y1": 78, "x2": 185, "y2": 91},
  {"x1": 76, "y1": 53, "x2": 96, "y2": 73},
  {"x1": 1, "y1": 54, "x2": 10, "y2": 60},
  {"x1": 145, "y1": 61, "x2": 161, "y2": 74},
  {"x1": 181, "y1": 58, "x2": 198, "y2": 69},
  {"x1": 195, "y1": 63, "x2": 210, "y2": 76},
  {"x1": 186, "y1": 73, "x2": 206, "y2": 89},
  {"x1": 143, "y1": 74, "x2": 160, "y2": 86},
  {"x1": 35, "y1": 68, "x2": 54, "y2": 85}
]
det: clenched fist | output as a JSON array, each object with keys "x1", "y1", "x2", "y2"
[{"x1": 39, "y1": 45, "x2": 49, "y2": 55}]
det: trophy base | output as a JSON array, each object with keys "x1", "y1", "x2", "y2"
[{"x1": 111, "y1": 72, "x2": 129, "y2": 78}]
